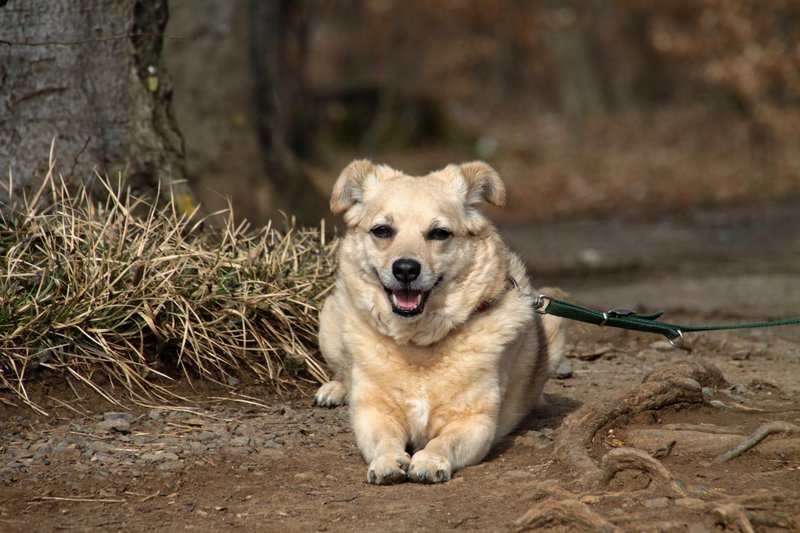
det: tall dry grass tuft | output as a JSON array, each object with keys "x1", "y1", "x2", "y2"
[{"x1": 0, "y1": 172, "x2": 337, "y2": 414}]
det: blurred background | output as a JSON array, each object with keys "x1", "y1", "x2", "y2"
[{"x1": 165, "y1": 0, "x2": 799, "y2": 225}]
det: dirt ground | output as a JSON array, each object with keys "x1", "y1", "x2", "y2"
[{"x1": 1, "y1": 199, "x2": 799, "y2": 532}]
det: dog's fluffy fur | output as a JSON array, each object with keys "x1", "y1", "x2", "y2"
[{"x1": 314, "y1": 160, "x2": 564, "y2": 484}]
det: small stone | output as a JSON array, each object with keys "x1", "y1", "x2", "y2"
[
  {"x1": 650, "y1": 340, "x2": 675, "y2": 351},
  {"x1": 731, "y1": 349, "x2": 751, "y2": 361},
  {"x1": 231, "y1": 436, "x2": 251, "y2": 447},
  {"x1": 88, "y1": 441, "x2": 115, "y2": 453},
  {"x1": 730, "y1": 383, "x2": 749, "y2": 396},
  {"x1": 701, "y1": 387, "x2": 715, "y2": 400},
  {"x1": 141, "y1": 451, "x2": 180, "y2": 463},
  {"x1": 53, "y1": 446, "x2": 82, "y2": 463},
  {"x1": 197, "y1": 431, "x2": 216, "y2": 443},
  {"x1": 504, "y1": 469, "x2": 534, "y2": 480},
  {"x1": 158, "y1": 460, "x2": 184, "y2": 472},
  {"x1": 577, "y1": 248, "x2": 603, "y2": 268},
  {"x1": 32, "y1": 443, "x2": 53, "y2": 461},
  {"x1": 554, "y1": 359, "x2": 573, "y2": 379},
  {"x1": 226, "y1": 375, "x2": 242, "y2": 386},
  {"x1": 515, "y1": 430, "x2": 553, "y2": 449},
  {"x1": 688, "y1": 523, "x2": 711, "y2": 533},
  {"x1": 260, "y1": 449, "x2": 285, "y2": 460},
  {"x1": 148, "y1": 409, "x2": 163, "y2": 421},
  {"x1": 293, "y1": 471, "x2": 313, "y2": 481},
  {"x1": 6, "y1": 447, "x2": 34, "y2": 460},
  {"x1": 96, "y1": 419, "x2": 131, "y2": 434},
  {"x1": 644, "y1": 497, "x2": 670, "y2": 509},
  {"x1": 103, "y1": 411, "x2": 134, "y2": 423},
  {"x1": 675, "y1": 497, "x2": 707, "y2": 511}
]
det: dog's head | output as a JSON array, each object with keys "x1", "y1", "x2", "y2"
[{"x1": 331, "y1": 160, "x2": 506, "y2": 327}]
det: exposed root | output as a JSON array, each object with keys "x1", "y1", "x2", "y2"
[
  {"x1": 512, "y1": 362, "x2": 800, "y2": 531},
  {"x1": 642, "y1": 362, "x2": 727, "y2": 388},
  {"x1": 509, "y1": 499, "x2": 622, "y2": 533},
  {"x1": 713, "y1": 503, "x2": 755, "y2": 533},
  {"x1": 709, "y1": 399, "x2": 764, "y2": 412},
  {"x1": 661, "y1": 423, "x2": 740, "y2": 434},
  {"x1": 554, "y1": 361, "x2": 722, "y2": 488},
  {"x1": 596, "y1": 447, "x2": 690, "y2": 497},
  {"x1": 712, "y1": 421, "x2": 800, "y2": 464}
]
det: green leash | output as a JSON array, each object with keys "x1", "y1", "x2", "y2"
[{"x1": 533, "y1": 295, "x2": 800, "y2": 347}]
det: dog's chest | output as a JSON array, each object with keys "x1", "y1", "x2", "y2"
[{"x1": 404, "y1": 391, "x2": 431, "y2": 448}]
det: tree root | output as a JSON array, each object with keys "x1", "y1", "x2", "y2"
[
  {"x1": 596, "y1": 447, "x2": 690, "y2": 497},
  {"x1": 712, "y1": 421, "x2": 800, "y2": 464},
  {"x1": 509, "y1": 499, "x2": 622, "y2": 533},
  {"x1": 512, "y1": 362, "x2": 800, "y2": 531},
  {"x1": 642, "y1": 362, "x2": 727, "y2": 388},
  {"x1": 708, "y1": 399, "x2": 764, "y2": 412},
  {"x1": 713, "y1": 503, "x2": 755, "y2": 533},
  {"x1": 554, "y1": 361, "x2": 723, "y2": 488}
]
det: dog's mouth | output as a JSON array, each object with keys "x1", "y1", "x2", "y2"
[{"x1": 384, "y1": 287, "x2": 431, "y2": 317}]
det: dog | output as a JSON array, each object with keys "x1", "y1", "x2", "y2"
[{"x1": 314, "y1": 160, "x2": 565, "y2": 484}]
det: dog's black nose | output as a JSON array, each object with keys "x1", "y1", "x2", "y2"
[{"x1": 392, "y1": 259, "x2": 421, "y2": 283}]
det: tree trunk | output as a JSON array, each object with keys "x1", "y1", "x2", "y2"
[
  {"x1": 542, "y1": 0, "x2": 608, "y2": 137},
  {"x1": 250, "y1": 0, "x2": 328, "y2": 224},
  {"x1": 0, "y1": 0, "x2": 196, "y2": 213}
]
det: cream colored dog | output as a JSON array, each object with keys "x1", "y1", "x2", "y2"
[{"x1": 314, "y1": 160, "x2": 564, "y2": 484}]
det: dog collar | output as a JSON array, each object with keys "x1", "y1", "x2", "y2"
[{"x1": 475, "y1": 277, "x2": 517, "y2": 313}]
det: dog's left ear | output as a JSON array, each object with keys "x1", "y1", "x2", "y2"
[
  {"x1": 458, "y1": 161, "x2": 506, "y2": 208},
  {"x1": 452, "y1": 161, "x2": 506, "y2": 234}
]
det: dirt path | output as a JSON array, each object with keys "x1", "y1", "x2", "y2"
[{"x1": 2, "y1": 200, "x2": 799, "y2": 532}]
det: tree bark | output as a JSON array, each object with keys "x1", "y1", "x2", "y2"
[
  {"x1": 0, "y1": 0, "x2": 196, "y2": 213},
  {"x1": 250, "y1": 0, "x2": 327, "y2": 224},
  {"x1": 542, "y1": 0, "x2": 608, "y2": 137}
]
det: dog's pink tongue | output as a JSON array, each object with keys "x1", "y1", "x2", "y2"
[{"x1": 394, "y1": 289, "x2": 422, "y2": 309}]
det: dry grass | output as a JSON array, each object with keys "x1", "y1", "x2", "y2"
[{"x1": 0, "y1": 170, "x2": 337, "y2": 414}]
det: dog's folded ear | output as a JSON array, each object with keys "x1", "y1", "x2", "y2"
[
  {"x1": 458, "y1": 161, "x2": 506, "y2": 208},
  {"x1": 453, "y1": 161, "x2": 506, "y2": 234},
  {"x1": 331, "y1": 159, "x2": 376, "y2": 223}
]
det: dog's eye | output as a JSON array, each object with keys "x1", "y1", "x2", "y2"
[
  {"x1": 370, "y1": 225, "x2": 395, "y2": 239},
  {"x1": 427, "y1": 228, "x2": 452, "y2": 241}
]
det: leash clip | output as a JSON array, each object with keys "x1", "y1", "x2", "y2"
[
  {"x1": 600, "y1": 308, "x2": 637, "y2": 326},
  {"x1": 532, "y1": 294, "x2": 549, "y2": 314}
]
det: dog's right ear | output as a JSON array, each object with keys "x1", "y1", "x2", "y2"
[{"x1": 330, "y1": 159, "x2": 376, "y2": 225}]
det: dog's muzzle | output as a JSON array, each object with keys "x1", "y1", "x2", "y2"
[{"x1": 381, "y1": 259, "x2": 436, "y2": 317}]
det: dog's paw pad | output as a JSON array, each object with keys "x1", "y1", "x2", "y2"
[
  {"x1": 408, "y1": 452, "x2": 452, "y2": 484},
  {"x1": 313, "y1": 381, "x2": 347, "y2": 407},
  {"x1": 367, "y1": 453, "x2": 410, "y2": 485}
]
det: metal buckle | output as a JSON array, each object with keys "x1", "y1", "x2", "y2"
[
  {"x1": 608, "y1": 308, "x2": 637, "y2": 317},
  {"x1": 600, "y1": 308, "x2": 636, "y2": 327}
]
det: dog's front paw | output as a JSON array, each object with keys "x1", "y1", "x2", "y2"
[
  {"x1": 408, "y1": 450, "x2": 452, "y2": 483},
  {"x1": 313, "y1": 380, "x2": 347, "y2": 407},
  {"x1": 367, "y1": 453, "x2": 410, "y2": 485}
]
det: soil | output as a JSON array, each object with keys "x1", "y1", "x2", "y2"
[{"x1": 2, "y1": 199, "x2": 799, "y2": 532}]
